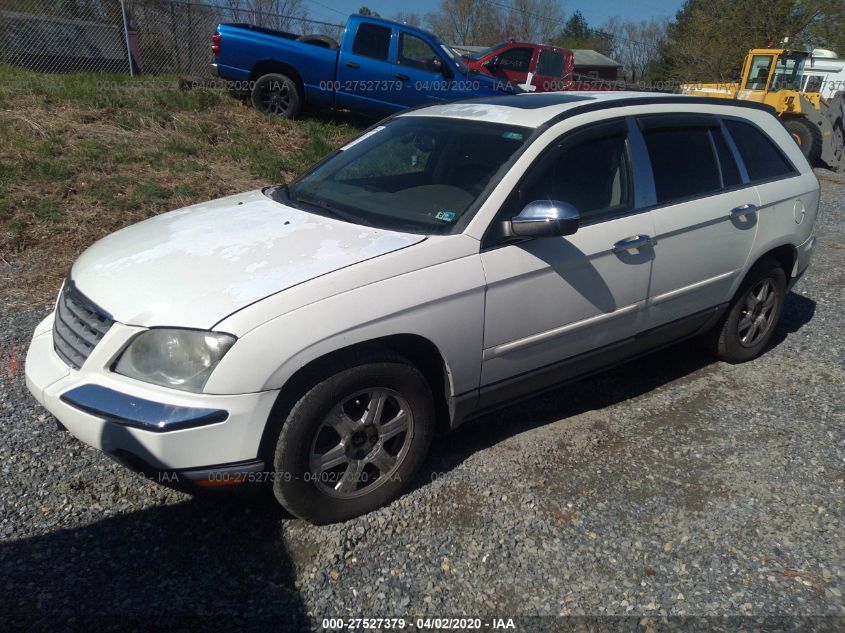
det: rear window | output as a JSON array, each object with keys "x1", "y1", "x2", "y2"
[
  {"x1": 536, "y1": 50, "x2": 564, "y2": 77},
  {"x1": 642, "y1": 127, "x2": 722, "y2": 204},
  {"x1": 352, "y1": 23, "x2": 391, "y2": 60},
  {"x1": 724, "y1": 119, "x2": 796, "y2": 182}
]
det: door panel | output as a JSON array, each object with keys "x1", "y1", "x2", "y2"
[
  {"x1": 480, "y1": 214, "x2": 655, "y2": 385},
  {"x1": 335, "y1": 22, "x2": 399, "y2": 113},
  {"x1": 648, "y1": 188, "x2": 760, "y2": 326},
  {"x1": 639, "y1": 118, "x2": 759, "y2": 325}
]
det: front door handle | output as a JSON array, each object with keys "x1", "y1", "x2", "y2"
[
  {"x1": 730, "y1": 203, "x2": 757, "y2": 218},
  {"x1": 395, "y1": 72, "x2": 410, "y2": 81},
  {"x1": 345, "y1": 61, "x2": 360, "y2": 69},
  {"x1": 612, "y1": 234, "x2": 652, "y2": 253}
]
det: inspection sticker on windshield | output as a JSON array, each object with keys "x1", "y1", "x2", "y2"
[
  {"x1": 340, "y1": 126, "x2": 385, "y2": 150},
  {"x1": 435, "y1": 211, "x2": 457, "y2": 222},
  {"x1": 502, "y1": 131, "x2": 524, "y2": 141}
]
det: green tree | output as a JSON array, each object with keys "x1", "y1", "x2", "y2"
[
  {"x1": 357, "y1": 6, "x2": 380, "y2": 17},
  {"x1": 552, "y1": 10, "x2": 613, "y2": 56},
  {"x1": 654, "y1": 0, "x2": 842, "y2": 83}
]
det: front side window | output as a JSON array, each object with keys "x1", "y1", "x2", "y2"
[
  {"x1": 724, "y1": 119, "x2": 796, "y2": 182},
  {"x1": 287, "y1": 117, "x2": 530, "y2": 234},
  {"x1": 498, "y1": 47, "x2": 533, "y2": 73},
  {"x1": 521, "y1": 131, "x2": 632, "y2": 221},
  {"x1": 352, "y1": 23, "x2": 391, "y2": 60},
  {"x1": 536, "y1": 50, "x2": 564, "y2": 77},
  {"x1": 642, "y1": 126, "x2": 722, "y2": 204},
  {"x1": 745, "y1": 55, "x2": 773, "y2": 90},
  {"x1": 398, "y1": 33, "x2": 440, "y2": 72}
]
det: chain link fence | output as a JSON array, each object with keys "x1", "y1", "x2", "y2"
[{"x1": 0, "y1": 0, "x2": 343, "y2": 77}]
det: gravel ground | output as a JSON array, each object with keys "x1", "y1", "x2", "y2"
[{"x1": 1, "y1": 172, "x2": 844, "y2": 631}]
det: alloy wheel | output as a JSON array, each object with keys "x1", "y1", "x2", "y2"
[
  {"x1": 308, "y1": 389, "x2": 413, "y2": 499},
  {"x1": 738, "y1": 278, "x2": 777, "y2": 347}
]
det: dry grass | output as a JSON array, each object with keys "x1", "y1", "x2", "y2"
[{"x1": 0, "y1": 67, "x2": 361, "y2": 305}]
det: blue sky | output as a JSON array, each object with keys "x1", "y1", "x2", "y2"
[{"x1": 306, "y1": 0, "x2": 686, "y2": 27}]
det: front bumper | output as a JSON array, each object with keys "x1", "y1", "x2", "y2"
[{"x1": 25, "y1": 313, "x2": 279, "y2": 479}]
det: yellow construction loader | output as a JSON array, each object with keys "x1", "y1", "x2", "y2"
[{"x1": 682, "y1": 48, "x2": 845, "y2": 171}]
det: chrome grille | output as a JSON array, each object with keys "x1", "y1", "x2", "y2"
[{"x1": 53, "y1": 284, "x2": 113, "y2": 370}]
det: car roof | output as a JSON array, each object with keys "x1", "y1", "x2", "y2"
[{"x1": 399, "y1": 92, "x2": 774, "y2": 129}]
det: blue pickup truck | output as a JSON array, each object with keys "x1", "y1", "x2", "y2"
[{"x1": 212, "y1": 14, "x2": 521, "y2": 118}]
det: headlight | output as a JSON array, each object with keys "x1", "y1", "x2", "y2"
[{"x1": 113, "y1": 329, "x2": 236, "y2": 393}]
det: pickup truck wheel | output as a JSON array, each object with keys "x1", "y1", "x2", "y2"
[
  {"x1": 271, "y1": 355, "x2": 434, "y2": 524},
  {"x1": 251, "y1": 73, "x2": 302, "y2": 118},
  {"x1": 711, "y1": 258, "x2": 787, "y2": 364}
]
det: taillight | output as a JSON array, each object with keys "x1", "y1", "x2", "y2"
[{"x1": 212, "y1": 33, "x2": 221, "y2": 56}]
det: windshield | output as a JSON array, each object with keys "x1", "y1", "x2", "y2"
[
  {"x1": 769, "y1": 52, "x2": 807, "y2": 91},
  {"x1": 462, "y1": 41, "x2": 509, "y2": 61},
  {"x1": 436, "y1": 40, "x2": 470, "y2": 74},
  {"x1": 285, "y1": 117, "x2": 531, "y2": 234}
]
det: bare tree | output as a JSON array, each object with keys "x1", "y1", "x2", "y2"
[
  {"x1": 425, "y1": 0, "x2": 503, "y2": 46},
  {"x1": 602, "y1": 16, "x2": 668, "y2": 83},
  {"x1": 391, "y1": 11, "x2": 422, "y2": 27},
  {"x1": 505, "y1": 0, "x2": 564, "y2": 42},
  {"x1": 219, "y1": 0, "x2": 311, "y2": 33}
]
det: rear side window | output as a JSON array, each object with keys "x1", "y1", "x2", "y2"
[
  {"x1": 711, "y1": 129, "x2": 742, "y2": 188},
  {"x1": 352, "y1": 23, "x2": 391, "y2": 60},
  {"x1": 536, "y1": 50, "x2": 564, "y2": 77},
  {"x1": 642, "y1": 127, "x2": 721, "y2": 204},
  {"x1": 724, "y1": 119, "x2": 796, "y2": 182},
  {"x1": 498, "y1": 47, "x2": 533, "y2": 73}
]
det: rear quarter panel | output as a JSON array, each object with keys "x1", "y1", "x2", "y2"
[{"x1": 740, "y1": 109, "x2": 820, "y2": 280}]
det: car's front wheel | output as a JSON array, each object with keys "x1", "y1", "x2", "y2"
[
  {"x1": 711, "y1": 258, "x2": 787, "y2": 363},
  {"x1": 271, "y1": 354, "x2": 434, "y2": 524}
]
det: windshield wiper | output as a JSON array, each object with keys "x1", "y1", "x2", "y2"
[{"x1": 293, "y1": 195, "x2": 364, "y2": 225}]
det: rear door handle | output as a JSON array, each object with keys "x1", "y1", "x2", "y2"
[
  {"x1": 612, "y1": 234, "x2": 652, "y2": 253},
  {"x1": 730, "y1": 203, "x2": 757, "y2": 218},
  {"x1": 345, "y1": 61, "x2": 360, "y2": 69},
  {"x1": 395, "y1": 72, "x2": 410, "y2": 81}
]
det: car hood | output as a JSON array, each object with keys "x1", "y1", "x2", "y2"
[{"x1": 71, "y1": 190, "x2": 425, "y2": 329}]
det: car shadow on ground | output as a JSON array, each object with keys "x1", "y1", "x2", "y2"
[
  {"x1": 0, "y1": 496, "x2": 310, "y2": 631},
  {"x1": 417, "y1": 290, "x2": 817, "y2": 484}
]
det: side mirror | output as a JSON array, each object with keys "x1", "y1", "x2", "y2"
[{"x1": 509, "y1": 200, "x2": 579, "y2": 238}]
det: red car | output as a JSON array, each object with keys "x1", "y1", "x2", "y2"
[{"x1": 460, "y1": 41, "x2": 574, "y2": 92}]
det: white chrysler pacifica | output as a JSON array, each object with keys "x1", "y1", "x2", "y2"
[{"x1": 26, "y1": 93, "x2": 818, "y2": 523}]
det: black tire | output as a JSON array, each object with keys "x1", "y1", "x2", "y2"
[
  {"x1": 711, "y1": 258, "x2": 787, "y2": 364},
  {"x1": 271, "y1": 353, "x2": 435, "y2": 524},
  {"x1": 296, "y1": 34, "x2": 339, "y2": 49},
  {"x1": 784, "y1": 118, "x2": 822, "y2": 163},
  {"x1": 251, "y1": 73, "x2": 302, "y2": 118}
]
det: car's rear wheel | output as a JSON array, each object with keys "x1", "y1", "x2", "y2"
[
  {"x1": 251, "y1": 72, "x2": 302, "y2": 118},
  {"x1": 271, "y1": 354, "x2": 434, "y2": 524},
  {"x1": 711, "y1": 258, "x2": 787, "y2": 363}
]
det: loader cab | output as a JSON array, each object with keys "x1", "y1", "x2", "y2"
[{"x1": 740, "y1": 49, "x2": 808, "y2": 94}]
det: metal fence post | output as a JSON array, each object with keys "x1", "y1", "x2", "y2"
[{"x1": 119, "y1": 0, "x2": 134, "y2": 77}]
